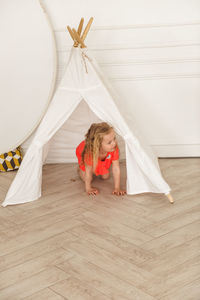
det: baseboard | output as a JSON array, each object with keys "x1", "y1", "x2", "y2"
[{"x1": 152, "y1": 144, "x2": 200, "y2": 157}]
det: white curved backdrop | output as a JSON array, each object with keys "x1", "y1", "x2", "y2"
[{"x1": 0, "y1": 0, "x2": 56, "y2": 154}]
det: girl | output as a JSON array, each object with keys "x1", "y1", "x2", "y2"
[{"x1": 76, "y1": 122, "x2": 126, "y2": 196}]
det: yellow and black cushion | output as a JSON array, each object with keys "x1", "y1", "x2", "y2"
[{"x1": 0, "y1": 147, "x2": 23, "y2": 172}]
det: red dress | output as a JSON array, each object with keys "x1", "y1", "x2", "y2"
[{"x1": 76, "y1": 140, "x2": 119, "y2": 176}]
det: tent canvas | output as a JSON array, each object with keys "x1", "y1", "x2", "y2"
[
  {"x1": 2, "y1": 20, "x2": 173, "y2": 207},
  {"x1": 38, "y1": 99, "x2": 125, "y2": 164}
]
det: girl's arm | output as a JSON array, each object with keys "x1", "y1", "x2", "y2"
[
  {"x1": 85, "y1": 164, "x2": 99, "y2": 195},
  {"x1": 112, "y1": 160, "x2": 126, "y2": 196}
]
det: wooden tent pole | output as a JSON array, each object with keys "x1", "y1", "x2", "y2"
[
  {"x1": 77, "y1": 18, "x2": 84, "y2": 36},
  {"x1": 166, "y1": 193, "x2": 174, "y2": 204},
  {"x1": 67, "y1": 26, "x2": 75, "y2": 41},
  {"x1": 81, "y1": 17, "x2": 93, "y2": 45},
  {"x1": 72, "y1": 28, "x2": 86, "y2": 48},
  {"x1": 67, "y1": 26, "x2": 79, "y2": 47},
  {"x1": 67, "y1": 17, "x2": 93, "y2": 48}
]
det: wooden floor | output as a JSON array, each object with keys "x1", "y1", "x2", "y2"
[{"x1": 0, "y1": 158, "x2": 199, "y2": 300}]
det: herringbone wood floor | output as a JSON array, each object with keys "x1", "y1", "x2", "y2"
[{"x1": 0, "y1": 158, "x2": 199, "y2": 300}]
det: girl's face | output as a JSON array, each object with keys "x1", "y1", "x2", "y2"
[{"x1": 101, "y1": 130, "x2": 117, "y2": 153}]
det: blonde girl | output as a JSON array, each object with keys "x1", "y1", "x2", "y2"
[{"x1": 76, "y1": 122, "x2": 126, "y2": 196}]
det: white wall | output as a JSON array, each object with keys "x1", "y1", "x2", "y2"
[{"x1": 44, "y1": 0, "x2": 200, "y2": 156}]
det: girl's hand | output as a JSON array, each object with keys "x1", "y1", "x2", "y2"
[
  {"x1": 112, "y1": 188, "x2": 126, "y2": 196},
  {"x1": 86, "y1": 187, "x2": 99, "y2": 195}
]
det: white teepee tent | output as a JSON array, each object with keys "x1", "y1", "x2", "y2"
[{"x1": 2, "y1": 18, "x2": 173, "y2": 207}]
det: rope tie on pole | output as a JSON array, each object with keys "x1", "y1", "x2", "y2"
[{"x1": 81, "y1": 51, "x2": 92, "y2": 73}]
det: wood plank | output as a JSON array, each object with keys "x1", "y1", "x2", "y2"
[
  {"x1": 51, "y1": 276, "x2": 110, "y2": 300},
  {"x1": 142, "y1": 255, "x2": 200, "y2": 298},
  {"x1": 70, "y1": 223, "x2": 156, "y2": 265},
  {"x1": 0, "y1": 266, "x2": 69, "y2": 300},
  {"x1": 0, "y1": 219, "x2": 82, "y2": 257},
  {"x1": 63, "y1": 238, "x2": 159, "y2": 296},
  {"x1": 86, "y1": 196, "x2": 155, "y2": 230},
  {"x1": 57, "y1": 255, "x2": 156, "y2": 300},
  {"x1": 24, "y1": 288, "x2": 65, "y2": 300},
  {"x1": 160, "y1": 277, "x2": 200, "y2": 300},
  {"x1": 139, "y1": 236, "x2": 200, "y2": 275},
  {"x1": 141, "y1": 219, "x2": 200, "y2": 255},
  {"x1": 76, "y1": 210, "x2": 153, "y2": 245},
  {"x1": 0, "y1": 248, "x2": 73, "y2": 290},
  {"x1": 0, "y1": 231, "x2": 77, "y2": 272},
  {"x1": 140, "y1": 204, "x2": 200, "y2": 237}
]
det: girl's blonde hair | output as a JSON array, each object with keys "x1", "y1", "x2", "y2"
[{"x1": 81, "y1": 122, "x2": 113, "y2": 171}]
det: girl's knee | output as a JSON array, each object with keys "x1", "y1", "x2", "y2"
[
  {"x1": 79, "y1": 168, "x2": 85, "y2": 182},
  {"x1": 101, "y1": 172, "x2": 110, "y2": 180}
]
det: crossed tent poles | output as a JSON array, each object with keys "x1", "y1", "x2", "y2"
[{"x1": 67, "y1": 17, "x2": 93, "y2": 48}]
